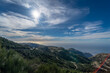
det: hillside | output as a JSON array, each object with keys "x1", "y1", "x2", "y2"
[
  {"x1": 18, "y1": 43, "x2": 91, "y2": 64},
  {"x1": 0, "y1": 37, "x2": 30, "y2": 49},
  {"x1": 68, "y1": 48, "x2": 92, "y2": 58},
  {"x1": 0, "y1": 37, "x2": 95, "y2": 73},
  {"x1": 91, "y1": 53, "x2": 110, "y2": 73}
]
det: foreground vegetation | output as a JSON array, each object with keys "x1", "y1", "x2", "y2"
[{"x1": 0, "y1": 47, "x2": 84, "y2": 73}]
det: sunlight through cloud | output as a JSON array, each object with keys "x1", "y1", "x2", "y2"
[{"x1": 31, "y1": 10, "x2": 41, "y2": 19}]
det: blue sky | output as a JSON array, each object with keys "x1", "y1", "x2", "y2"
[{"x1": 0, "y1": 0, "x2": 110, "y2": 54}]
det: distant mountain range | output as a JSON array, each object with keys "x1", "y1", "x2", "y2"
[
  {"x1": 20, "y1": 43, "x2": 93, "y2": 58},
  {"x1": 0, "y1": 36, "x2": 110, "y2": 73}
]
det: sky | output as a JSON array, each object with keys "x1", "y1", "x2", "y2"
[{"x1": 0, "y1": 0, "x2": 110, "y2": 55}]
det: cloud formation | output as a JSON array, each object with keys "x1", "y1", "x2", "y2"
[
  {"x1": 0, "y1": 12, "x2": 36, "y2": 29},
  {"x1": 83, "y1": 21, "x2": 102, "y2": 32},
  {"x1": 67, "y1": 21, "x2": 103, "y2": 34},
  {"x1": 4, "y1": 0, "x2": 89, "y2": 25},
  {"x1": 0, "y1": 28, "x2": 56, "y2": 42},
  {"x1": 63, "y1": 31, "x2": 110, "y2": 40}
]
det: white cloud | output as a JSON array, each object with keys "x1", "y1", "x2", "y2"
[
  {"x1": 0, "y1": 12, "x2": 36, "y2": 29},
  {"x1": 22, "y1": 3, "x2": 31, "y2": 8},
  {"x1": 1, "y1": 25, "x2": 110, "y2": 44},
  {"x1": 45, "y1": 18, "x2": 68, "y2": 25},
  {"x1": 11, "y1": 31, "x2": 110, "y2": 44},
  {"x1": 67, "y1": 21, "x2": 103, "y2": 35},
  {"x1": 68, "y1": 24, "x2": 79, "y2": 29},
  {"x1": 4, "y1": 0, "x2": 89, "y2": 25},
  {"x1": 83, "y1": 21, "x2": 102, "y2": 31},
  {"x1": 72, "y1": 29, "x2": 80, "y2": 32},
  {"x1": 0, "y1": 28, "x2": 56, "y2": 42},
  {"x1": 63, "y1": 31, "x2": 110, "y2": 40}
]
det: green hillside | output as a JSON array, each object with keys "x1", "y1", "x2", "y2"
[{"x1": 0, "y1": 37, "x2": 95, "y2": 73}]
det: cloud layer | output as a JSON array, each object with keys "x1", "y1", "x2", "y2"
[
  {"x1": 4, "y1": 0, "x2": 89, "y2": 25},
  {"x1": 0, "y1": 12, "x2": 36, "y2": 29},
  {"x1": 66, "y1": 21, "x2": 103, "y2": 35}
]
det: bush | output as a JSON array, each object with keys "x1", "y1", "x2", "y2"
[{"x1": 0, "y1": 48, "x2": 29, "y2": 73}]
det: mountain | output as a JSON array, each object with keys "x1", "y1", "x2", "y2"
[
  {"x1": 22, "y1": 43, "x2": 93, "y2": 58},
  {"x1": 68, "y1": 48, "x2": 93, "y2": 58},
  {"x1": 0, "y1": 36, "x2": 94, "y2": 72},
  {"x1": 91, "y1": 53, "x2": 110, "y2": 73},
  {"x1": 16, "y1": 45, "x2": 91, "y2": 68},
  {"x1": 1, "y1": 37, "x2": 110, "y2": 73},
  {"x1": 0, "y1": 37, "x2": 30, "y2": 49}
]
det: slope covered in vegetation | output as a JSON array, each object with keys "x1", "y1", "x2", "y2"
[{"x1": 0, "y1": 37, "x2": 95, "y2": 73}]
